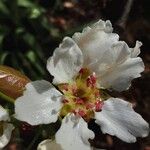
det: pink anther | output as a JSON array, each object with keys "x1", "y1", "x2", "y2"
[
  {"x1": 76, "y1": 98, "x2": 84, "y2": 104},
  {"x1": 62, "y1": 99, "x2": 69, "y2": 103},
  {"x1": 63, "y1": 84, "x2": 68, "y2": 91},
  {"x1": 95, "y1": 101, "x2": 103, "y2": 112},
  {"x1": 79, "y1": 68, "x2": 85, "y2": 74},
  {"x1": 86, "y1": 103, "x2": 94, "y2": 110},
  {"x1": 78, "y1": 109, "x2": 86, "y2": 117},
  {"x1": 87, "y1": 74, "x2": 96, "y2": 87}
]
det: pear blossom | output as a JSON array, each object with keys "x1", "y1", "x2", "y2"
[
  {"x1": 0, "y1": 106, "x2": 14, "y2": 149},
  {"x1": 37, "y1": 139, "x2": 104, "y2": 150},
  {"x1": 15, "y1": 20, "x2": 149, "y2": 150}
]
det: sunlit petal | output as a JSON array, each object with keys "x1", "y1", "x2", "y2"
[
  {"x1": 15, "y1": 80, "x2": 63, "y2": 125},
  {"x1": 95, "y1": 98, "x2": 149, "y2": 143},
  {"x1": 37, "y1": 139, "x2": 63, "y2": 150},
  {"x1": 0, "y1": 106, "x2": 9, "y2": 121},
  {"x1": 0, "y1": 124, "x2": 14, "y2": 149},
  {"x1": 55, "y1": 114, "x2": 95, "y2": 150},
  {"x1": 47, "y1": 37, "x2": 83, "y2": 84}
]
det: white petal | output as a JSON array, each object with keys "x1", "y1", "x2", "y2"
[
  {"x1": 0, "y1": 106, "x2": 9, "y2": 121},
  {"x1": 72, "y1": 19, "x2": 144, "y2": 91},
  {"x1": 55, "y1": 114, "x2": 95, "y2": 150},
  {"x1": 92, "y1": 20, "x2": 113, "y2": 33},
  {"x1": 47, "y1": 37, "x2": 83, "y2": 84},
  {"x1": 37, "y1": 139, "x2": 63, "y2": 150},
  {"x1": 95, "y1": 98, "x2": 149, "y2": 143},
  {"x1": 72, "y1": 20, "x2": 119, "y2": 66},
  {"x1": 130, "y1": 41, "x2": 142, "y2": 58},
  {"x1": 15, "y1": 80, "x2": 63, "y2": 125},
  {"x1": 98, "y1": 57, "x2": 144, "y2": 91},
  {"x1": 0, "y1": 123, "x2": 14, "y2": 149},
  {"x1": 89, "y1": 41, "x2": 130, "y2": 77}
]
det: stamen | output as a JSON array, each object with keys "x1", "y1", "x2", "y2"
[
  {"x1": 79, "y1": 68, "x2": 85, "y2": 74},
  {"x1": 72, "y1": 110, "x2": 78, "y2": 116},
  {"x1": 59, "y1": 68, "x2": 103, "y2": 119},
  {"x1": 78, "y1": 109, "x2": 86, "y2": 117},
  {"x1": 95, "y1": 90, "x2": 100, "y2": 97},
  {"x1": 62, "y1": 99, "x2": 69, "y2": 104},
  {"x1": 87, "y1": 74, "x2": 96, "y2": 87},
  {"x1": 90, "y1": 73, "x2": 96, "y2": 85},
  {"x1": 86, "y1": 103, "x2": 94, "y2": 110},
  {"x1": 75, "y1": 98, "x2": 84, "y2": 104},
  {"x1": 79, "y1": 68, "x2": 90, "y2": 79},
  {"x1": 95, "y1": 101, "x2": 103, "y2": 112},
  {"x1": 72, "y1": 85, "x2": 77, "y2": 95},
  {"x1": 63, "y1": 84, "x2": 68, "y2": 91}
]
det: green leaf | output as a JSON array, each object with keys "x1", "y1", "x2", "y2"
[
  {"x1": 0, "y1": 1, "x2": 9, "y2": 14},
  {"x1": 26, "y1": 51, "x2": 45, "y2": 75},
  {"x1": 17, "y1": 0, "x2": 34, "y2": 8},
  {"x1": 0, "y1": 52, "x2": 9, "y2": 64},
  {"x1": 29, "y1": 7, "x2": 43, "y2": 19}
]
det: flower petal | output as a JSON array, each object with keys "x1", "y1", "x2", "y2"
[
  {"x1": 130, "y1": 41, "x2": 142, "y2": 58},
  {"x1": 89, "y1": 41, "x2": 130, "y2": 78},
  {"x1": 47, "y1": 37, "x2": 83, "y2": 84},
  {"x1": 37, "y1": 140, "x2": 104, "y2": 150},
  {"x1": 55, "y1": 114, "x2": 95, "y2": 150},
  {"x1": 0, "y1": 106, "x2": 9, "y2": 121},
  {"x1": 37, "y1": 139, "x2": 63, "y2": 150},
  {"x1": 0, "y1": 123, "x2": 14, "y2": 149},
  {"x1": 73, "y1": 20, "x2": 144, "y2": 91},
  {"x1": 15, "y1": 80, "x2": 63, "y2": 125},
  {"x1": 95, "y1": 98, "x2": 149, "y2": 143},
  {"x1": 98, "y1": 57, "x2": 144, "y2": 91},
  {"x1": 72, "y1": 20, "x2": 119, "y2": 66}
]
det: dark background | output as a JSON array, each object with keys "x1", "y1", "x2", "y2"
[{"x1": 0, "y1": 0, "x2": 149, "y2": 149}]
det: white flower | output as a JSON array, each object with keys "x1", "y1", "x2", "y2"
[
  {"x1": 37, "y1": 139, "x2": 104, "y2": 150},
  {"x1": 15, "y1": 20, "x2": 149, "y2": 150},
  {"x1": 0, "y1": 106, "x2": 14, "y2": 149}
]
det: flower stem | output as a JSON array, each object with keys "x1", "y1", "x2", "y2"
[
  {"x1": 0, "y1": 91, "x2": 14, "y2": 103},
  {"x1": 26, "y1": 126, "x2": 41, "y2": 150}
]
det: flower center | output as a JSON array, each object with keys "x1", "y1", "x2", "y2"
[{"x1": 58, "y1": 68, "x2": 103, "y2": 120}]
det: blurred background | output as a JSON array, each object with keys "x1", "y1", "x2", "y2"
[{"x1": 0, "y1": 0, "x2": 149, "y2": 149}]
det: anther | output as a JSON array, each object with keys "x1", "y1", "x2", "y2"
[
  {"x1": 79, "y1": 68, "x2": 85, "y2": 74},
  {"x1": 86, "y1": 74, "x2": 97, "y2": 87},
  {"x1": 62, "y1": 99, "x2": 69, "y2": 103},
  {"x1": 63, "y1": 84, "x2": 68, "y2": 91},
  {"x1": 86, "y1": 103, "x2": 94, "y2": 110},
  {"x1": 75, "y1": 98, "x2": 84, "y2": 104},
  {"x1": 95, "y1": 101, "x2": 103, "y2": 112},
  {"x1": 78, "y1": 109, "x2": 86, "y2": 117}
]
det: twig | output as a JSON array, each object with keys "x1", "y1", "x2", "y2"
[
  {"x1": 26, "y1": 126, "x2": 41, "y2": 150},
  {"x1": 116, "y1": 0, "x2": 134, "y2": 28},
  {"x1": 0, "y1": 91, "x2": 14, "y2": 104}
]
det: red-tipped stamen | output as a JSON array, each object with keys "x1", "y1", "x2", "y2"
[
  {"x1": 95, "y1": 101, "x2": 103, "y2": 112},
  {"x1": 63, "y1": 84, "x2": 68, "y2": 91},
  {"x1": 62, "y1": 99, "x2": 69, "y2": 104},
  {"x1": 72, "y1": 109, "x2": 78, "y2": 116},
  {"x1": 79, "y1": 68, "x2": 85, "y2": 74},
  {"x1": 87, "y1": 74, "x2": 97, "y2": 87},
  {"x1": 75, "y1": 98, "x2": 84, "y2": 104},
  {"x1": 86, "y1": 103, "x2": 94, "y2": 110},
  {"x1": 78, "y1": 109, "x2": 86, "y2": 117},
  {"x1": 95, "y1": 90, "x2": 100, "y2": 97}
]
